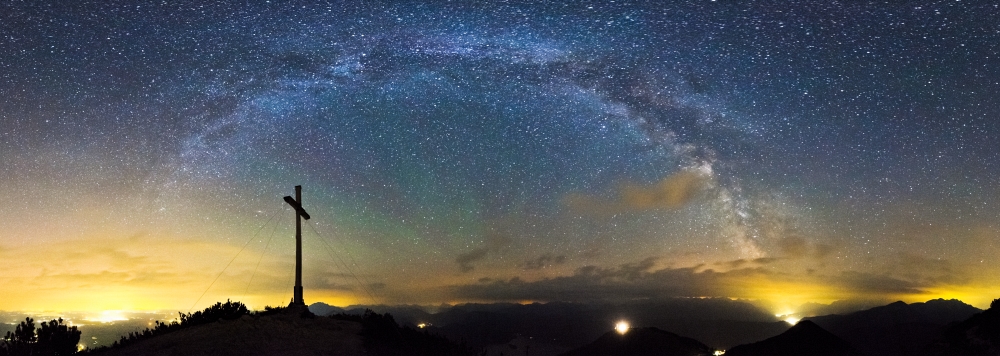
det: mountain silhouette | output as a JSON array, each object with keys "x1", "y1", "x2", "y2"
[
  {"x1": 308, "y1": 302, "x2": 347, "y2": 317},
  {"x1": 558, "y1": 327, "x2": 713, "y2": 356},
  {"x1": 922, "y1": 298, "x2": 1000, "y2": 356},
  {"x1": 807, "y1": 299, "x2": 980, "y2": 356},
  {"x1": 724, "y1": 320, "x2": 866, "y2": 356},
  {"x1": 344, "y1": 299, "x2": 787, "y2": 351}
]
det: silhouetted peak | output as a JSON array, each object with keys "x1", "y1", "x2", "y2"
[
  {"x1": 559, "y1": 326, "x2": 713, "y2": 356},
  {"x1": 924, "y1": 298, "x2": 961, "y2": 304},
  {"x1": 775, "y1": 320, "x2": 844, "y2": 343},
  {"x1": 918, "y1": 299, "x2": 967, "y2": 309},
  {"x1": 726, "y1": 320, "x2": 863, "y2": 356},
  {"x1": 785, "y1": 320, "x2": 821, "y2": 332}
]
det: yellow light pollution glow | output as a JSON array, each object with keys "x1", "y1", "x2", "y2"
[{"x1": 1, "y1": 217, "x2": 999, "y2": 315}]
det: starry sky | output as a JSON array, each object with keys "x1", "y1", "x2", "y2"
[{"x1": 1, "y1": 1, "x2": 999, "y2": 315}]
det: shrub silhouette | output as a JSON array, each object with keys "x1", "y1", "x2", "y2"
[
  {"x1": 177, "y1": 299, "x2": 250, "y2": 326},
  {"x1": 1, "y1": 317, "x2": 80, "y2": 356},
  {"x1": 84, "y1": 299, "x2": 250, "y2": 353}
]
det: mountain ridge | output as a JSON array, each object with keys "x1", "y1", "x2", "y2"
[{"x1": 806, "y1": 298, "x2": 980, "y2": 356}]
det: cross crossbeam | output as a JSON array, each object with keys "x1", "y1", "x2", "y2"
[{"x1": 283, "y1": 196, "x2": 311, "y2": 220}]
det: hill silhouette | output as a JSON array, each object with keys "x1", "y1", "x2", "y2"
[
  {"x1": 806, "y1": 299, "x2": 980, "y2": 356},
  {"x1": 85, "y1": 302, "x2": 474, "y2": 356},
  {"x1": 922, "y1": 298, "x2": 1000, "y2": 356},
  {"x1": 309, "y1": 302, "x2": 347, "y2": 317},
  {"x1": 558, "y1": 327, "x2": 713, "y2": 356},
  {"x1": 724, "y1": 320, "x2": 866, "y2": 356},
  {"x1": 86, "y1": 306, "x2": 363, "y2": 356}
]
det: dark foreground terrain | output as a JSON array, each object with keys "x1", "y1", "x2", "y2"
[
  {"x1": 79, "y1": 303, "x2": 474, "y2": 356},
  {"x1": 89, "y1": 310, "x2": 363, "y2": 356},
  {"x1": 5, "y1": 298, "x2": 997, "y2": 356}
]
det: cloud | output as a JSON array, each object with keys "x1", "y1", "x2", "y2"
[
  {"x1": 446, "y1": 255, "x2": 961, "y2": 305},
  {"x1": 448, "y1": 257, "x2": 782, "y2": 302},
  {"x1": 28, "y1": 270, "x2": 188, "y2": 290},
  {"x1": 565, "y1": 169, "x2": 711, "y2": 215},
  {"x1": 523, "y1": 253, "x2": 566, "y2": 270},
  {"x1": 622, "y1": 170, "x2": 709, "y2": 209},
  {"x1": 456, "y1": 249, "x2": 489, "y2": 273},
  {"x1": 455, "y1": 235, "x2": 511, "y2": 273},
  {"x1": 320, "y1": 283, "x2": 356, "y2": 292},
  {"x1": 306, "y1": 272, "x2": 357, "y2": 291},
  {"x1": 831, "y1": 271, "x2": 925, "y2": 295}
]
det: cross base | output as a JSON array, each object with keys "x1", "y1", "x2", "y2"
[{"x1": 291, "y1": 286, "x2": 305, "y2": 306}]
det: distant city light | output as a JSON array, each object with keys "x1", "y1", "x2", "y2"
[
  {"x1": 775, "y1": 313, "x2": 800, "y2": 325},
  {"x1": 417, "y1": 323, "x2": 427, "y2": 328},
  {"x1": 714, "y1": 351, "x2": 726, "y2": 356},
  {"x1": 615, "y1": 321, "x2": 630, "y2": 334},
  {"x1": 86, "y1": 310, "x2": 129, "y2": 323}
]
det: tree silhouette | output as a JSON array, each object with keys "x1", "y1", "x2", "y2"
[
  {"x1": 37, "y1": 319, "x2": 82, "y2": 356},
  {"x1": 1, "y1": 317, "x2": 80, "y2": 356},
  {"x1": 1, "y1": 317, "x2": 36, "y2": 356}
]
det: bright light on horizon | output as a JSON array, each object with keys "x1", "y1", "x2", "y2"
[
  {"x1": 84, "y1": 310, "x2": 130, "y2": 323},
  {"x1": 775, "y1": 312, "x2": 801, "y2": 325},
  {"x1": 615, "y1": 321, "x2": 629, "y2": 334}
]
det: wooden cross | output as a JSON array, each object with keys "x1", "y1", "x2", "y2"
[{"x1": 283, "y1": 185, "x2": 311, "y2": 306}]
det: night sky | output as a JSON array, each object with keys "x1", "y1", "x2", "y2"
[{"x1": 2, "y1": 1, "x2": 999, "y2": 316}]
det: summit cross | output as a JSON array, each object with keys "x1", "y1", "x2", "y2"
[{"x1": 283, "y1": 185, "x2": 311, "y2": 306}]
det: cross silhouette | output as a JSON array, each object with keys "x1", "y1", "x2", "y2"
[{"x1": 283, "y1": 185, "x2": 311, "y2": 306}]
